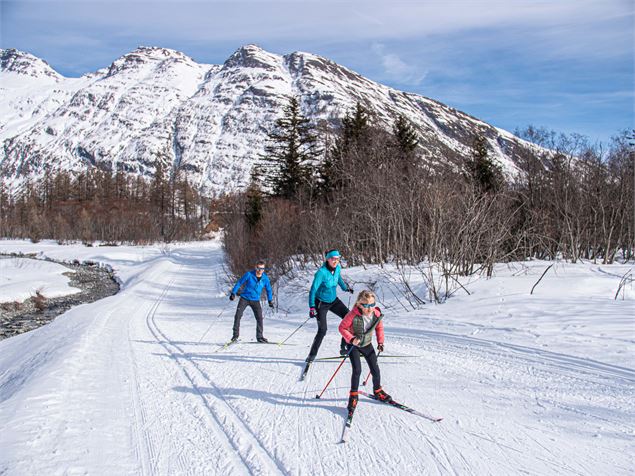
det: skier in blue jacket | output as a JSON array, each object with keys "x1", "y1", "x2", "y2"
[
  {"x1": 230, "y1": 260, "x2": 273, "y2": 343},
  {"x1": 306, "y1": 249, "x2": 354, "y2": 361}
]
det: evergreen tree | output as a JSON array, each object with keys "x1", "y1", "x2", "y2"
[
  {"x1": 245, "y1": 168, "x2": 264, "y2": 229},
  {"x1": 392, "y1": 114, "x2": 419, "y2": 154},
  {"x1": 319, "y1": 102, "x2": 371, "y2": 197},
  {"x1": 332, "y1": 102, "x2": 370, "y2": 159},
  {"x1": 465, "y1": 134, "x2": 504, "y2": 193},
  {"x1": 259, "y1": 97, "x2": 320, "y2": 200},
  {"x1": 316, "y1": 146, "x2": 337, "y2": 201},
  {"x1": 392, "y1": 114, "x2": 419, "y2": 178}
]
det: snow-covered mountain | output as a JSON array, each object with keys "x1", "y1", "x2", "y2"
[{"x1": 1, "y1": 45, "x2": 535, "y2": 194}]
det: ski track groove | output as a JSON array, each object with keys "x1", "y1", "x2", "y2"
[
  {"x1": 142, "y1": 272, "x2": 254, "y2": 474},
  {"x1": 145, "y1": 266, "x2": 288, "y2": 476},
  {"x1": 130, "y1": 267, "x2": 246, "y2": 475},
  {"x1": 128, "y1": 274, "x2": 177, "y2": 476},
  {"x1": 389, "y1": 329, "x2": 635, "y2": 386},
  {"x1": 295, "y1": 367, "x2": 309, "y2": 476},
  {"x1": 389, "y1": 330, "x2": 633, "y2": 475}
]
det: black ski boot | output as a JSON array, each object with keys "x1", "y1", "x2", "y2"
[
  {"x1": 347, "y1": 391, "x2": 359, "y2": 413},
  {"x1": 374, "y1": 387, "x2": 392, "y2": 402}
]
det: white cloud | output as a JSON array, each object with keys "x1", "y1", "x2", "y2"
[{"x1": 371, "y1": 43, "x2": 427, "y2": 86}]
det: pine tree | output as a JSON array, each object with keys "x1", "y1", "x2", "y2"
[
  {"x1": 259, "y1": 97, "x2": 320, "y2": 200},
  {"x1": 245, "y1": 168, "x2": 264, "y2": 229},
  {"x1": 317, "y1": 147, "x2": 337, "y2": 201},
  {"x1": 392, "y1": 114, "x2": 419, "y2": 154},
  {"x1": 392, "y1": 114, "x2": 419, "y2": 178},
  {"x1": 332, "y1": 102, "x2": 370, "y2": 158},
  {"x1": 319, "y1": 102, "x2": 371, "y2": 197},
  {"x1": 465, "y1": 134, "x2": 504, "y2": 193}
]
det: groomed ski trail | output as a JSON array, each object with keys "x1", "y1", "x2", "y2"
[{"x1": 0, "y1": 241, "x2": 632, "y2": 475}]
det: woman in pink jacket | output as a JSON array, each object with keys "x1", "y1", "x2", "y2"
[{"x1": 339, "y1": 290, "x2": 391, "y2": 413}]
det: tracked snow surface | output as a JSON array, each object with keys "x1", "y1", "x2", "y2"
[{"x1": 0, "y1": 239, "x2": 633, "y2": 475}]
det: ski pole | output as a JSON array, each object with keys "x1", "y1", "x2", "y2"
[
  {"x1": 278, "y1": 316, "x2": 310, "y2": 347},
  {"x1": 198, "y1": 306, "x2": 227, "y2": 343},
  {"x1": 315, "y1": 345, "x2": 355, "y2": 399},
  {"x1": 362, "y1": 349, "x2": 382, "y2": 386}
]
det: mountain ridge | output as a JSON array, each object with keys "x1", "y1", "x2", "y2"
[{"x1": 0, "y1": 45, "x2": 536, "y2": 194}]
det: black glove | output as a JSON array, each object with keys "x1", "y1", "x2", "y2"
[
  {"x1": 268, "y1": 301, "x2": 274, "y2": 308},
  {"x1": 347, "y1": 286, "x2": 354, "y2": 294},
  {"x1": 229, "y1": 293, "x2": 236, "y2": 301},
  {"x1": 377, "y1": 343, "x2": 384, "y2": 353},
  {"x1": 309, "y1": 307, "x2": 317, "y2": 318}
]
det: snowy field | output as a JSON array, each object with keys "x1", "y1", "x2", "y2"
[
  {"x1": 0, "y1": 257, "x2": 79, "y2": 303},
  {"x1": 0, "y1": 239, "x2": 633, "y2": 475}
]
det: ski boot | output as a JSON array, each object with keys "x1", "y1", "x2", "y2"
[
  {"x1": 257, "y1": 337, "x2": 269, "y2": 343},
  {"x1": 374, "y1": 387, "x2": 392, "y2": 402},
  {"x1": 347, "y1": 391, "x2": 359, "y2": 413}
]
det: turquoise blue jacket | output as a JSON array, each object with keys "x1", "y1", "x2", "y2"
[{"x1": 308, "y1": 263, "x2": 348, "y2": 307}]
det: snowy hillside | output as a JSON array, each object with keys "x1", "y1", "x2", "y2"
[
  {"x1": 0, "y1": 45, "x2": 537, "y2": 194},
  {"x1": 0, "y1": 239, "x2": 633, "y2": 475}
]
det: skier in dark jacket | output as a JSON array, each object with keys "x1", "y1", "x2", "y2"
[
  {"x1": 230, "y1": 260, "x2": 273, "y2": 343},
  {"x1": 306, "y1": 249, "x2": 353, "y2": 361}
]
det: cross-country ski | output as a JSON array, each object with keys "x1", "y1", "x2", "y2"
[
  {"x1": 299, "y1": 360, "x2": 312, "y2": 381},
  {"x1": 340, "y1": 401, "x2": 358, "y2": 443},
  {"x1": 358, "y1": 391, "x2": 443, "y2": 422}
]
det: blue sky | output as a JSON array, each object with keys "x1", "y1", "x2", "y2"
[{"x1": 1, "y1": 0, "x2": 633, "y2": 143}]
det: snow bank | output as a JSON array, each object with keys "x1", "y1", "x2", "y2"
[{"x1": 0, "y1": 257, "x2": 79, "y2": 303}]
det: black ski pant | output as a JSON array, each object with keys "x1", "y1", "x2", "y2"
[
  {"x1": 348, "y1": 343, "x2": 381, "y2": 392},
  {"x1": 232, "y1": 297, "x2": 264, "y2": 340},
  {"x1": 307, "y1": 297, "x2": 349, "y2": 359}
]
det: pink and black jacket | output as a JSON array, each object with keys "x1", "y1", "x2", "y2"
[{"x1": 339, "y1": 307, "x2": 384, "y2": 348}]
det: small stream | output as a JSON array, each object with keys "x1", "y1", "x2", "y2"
[{"x1": 0, "y1": 254, "x2": 120, "y2": 340}]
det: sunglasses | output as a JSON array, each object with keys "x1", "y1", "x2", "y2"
[
  {"x1": 360, "y1": 302, "x2": 376, "y2": 309},
  {"x1": 256, "y1": 267, "x2": 265, "y2": 271}
]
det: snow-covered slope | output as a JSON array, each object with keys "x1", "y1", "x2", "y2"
[
  {"x1": 0, "y1": 45, "x2": 536, "y2": 193},
  {"x1": 0, "y1": 239, "x2": 633, "y2": 474}
]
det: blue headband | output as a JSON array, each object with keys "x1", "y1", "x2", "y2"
[{"x1": 325, "y1": 250, "x2": 341, "y2": 259}]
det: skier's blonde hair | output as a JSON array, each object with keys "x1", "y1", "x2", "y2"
[{"x1": 354, "y1": 290, "x2": 376, "y2": 309}]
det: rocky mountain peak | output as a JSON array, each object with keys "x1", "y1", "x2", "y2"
[
  {"x1": 222, "y1": 44, "x2": 280, "y2": 71},
  {"x1": 0, "y1": 48, "x2": 62, "y2": 81},
  {"x1": 104, "y1": 46, "x2": 194, "y2": 78}
]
